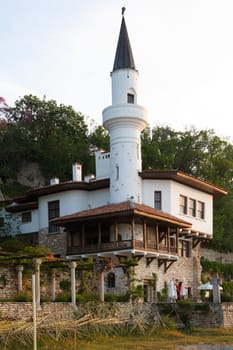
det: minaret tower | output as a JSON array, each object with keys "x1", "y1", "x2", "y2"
[{"x1": 102, "y1": 8, "x2": 148, "y2": 204}]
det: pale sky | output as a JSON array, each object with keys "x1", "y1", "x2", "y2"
[{"x1": 1, "y1": 0, "x2": 233, "y2": 140}]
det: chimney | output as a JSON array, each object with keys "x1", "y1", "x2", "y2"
[
  {"x1": 72, "y1": 163, "x2": 82, "y2": 182},
  {"x1": 50, "y1": 177, "x2": 59, "y2": 185}
]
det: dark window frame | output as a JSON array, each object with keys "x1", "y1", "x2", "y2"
[
  {"x1": 127, "y1": 93, "x2": 134, "y2": 104},
  {"x1": 181, "y1": 240, "x2": 190, "y2": 257},
  {"x1": 179, "y1": 195, "x2": 187, "y2": 214},
  {"x1": 21, "y1": 211, "x2": 32, "y2": 223},
  {"x1": 197, "y1": 201, "x2": 205, "y2": 219},
  {"x1": 154, "y1": 191, "x2": 162, "y2": 210},
  {"x1": 189, "y1": 198, "x2": 196, "y2": 217},
  {"x1": 48, "y1": 200, "x2": 60, "y2": 233}
]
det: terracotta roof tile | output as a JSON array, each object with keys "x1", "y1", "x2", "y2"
[{"x1": 52, "y1": 201, "x2": 191, "y2": 227}]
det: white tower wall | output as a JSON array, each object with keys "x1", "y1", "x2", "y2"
[
  {"x1": 111, "y1": 69, "x2": 138, "y2": 105},
  {"x1": 103, "y1": 72, "x2": 148, "y2": 204}
]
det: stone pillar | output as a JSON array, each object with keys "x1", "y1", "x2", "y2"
[
  {"x1": 69, "y1": 261, "x2": 77, "y2": 305},
  {"x1": 16, "y1": 265, "x2": 24, "y2": 293},
  {"x1": 33, "y1": 258, "x2": 42, "y2": 308},
  {"x1": 51, "y1": 268, "x2": 56, "y2": 301},
  {"x1": 212, "y1": 275, "x2": 221, "y2": 304},
  {"x1": 99, "y1": 271, "x2": 105, "y2": 302}
]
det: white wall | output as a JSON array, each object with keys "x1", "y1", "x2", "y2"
[
  {"x1": 38, "y1": 190, "x2": 88, "y2": 230},
  {"x1": 171, "y1": 181, "x2": 213, "y2": 235},
  {"x1": 38, "y1": 188, "x2": 110, "y2": 230},
  {"x1": 87, "y1": 188, "x2": 109, "y2": 209},
  {"x1": 95, "y1": 151, "x2": 111, "y2": 180},
  {"x1": 20, "y1": 209, "x2": 39, "y2": 234},
  {"x1": 142, "y1": 179, "x2": 213, "y2": 236}
]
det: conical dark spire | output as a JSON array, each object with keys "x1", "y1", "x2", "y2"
[{"x1": 112, "y1": 9, "x2": 136, "y2": 71}]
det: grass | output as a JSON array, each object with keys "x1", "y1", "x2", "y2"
[
  {"x1": 51, "y1": 328, "x2": 233, "y2": 349},
  {"x1": 0, "y1": 302, "x2": 233, "y2": 349},
  {"x1": 1, "y1": 323, "x2": 233, "y2": 349}
]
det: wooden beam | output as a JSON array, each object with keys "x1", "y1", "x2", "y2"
[
  {"x1": 158, "y1": 259, "x2": 176, "y2": 273},
  {"x1": 146, "y1": 257, "x2": 156, "y2": 266}
]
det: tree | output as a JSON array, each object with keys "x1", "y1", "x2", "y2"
[
  {"x1": 0, "y1": 95, "x2": 92, "y2": 183},
  {"x1": 88, "y1": 126, "x2": 110, "y2": 152}
]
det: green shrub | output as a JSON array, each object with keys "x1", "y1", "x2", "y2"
[
  {"x1": 55, "y1": 293, "x2": 71, "y2": 302},
  {"x1": 157, "y1": 287, "x2": 168, "y2": 302},
  {"x1": 12, "y1": 293, "x2": 32, "y2": 302},
  {"x1": 76, "y1": 293, "x2": 98, "y2": 304},
  {"x1": 59, "y1": 279, "x2": 71, "y2": 291},
  {"x1": 193, "y1": 303, "x2": 210, "y2": 314},
  {"x1": 104, "y1": 293, "x2": 129, "y2": 302},
  {"x1": 221, "y1": 281, "x2": 233, "y2": 302}
]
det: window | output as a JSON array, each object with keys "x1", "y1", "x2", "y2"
[
  {"x1": 189, "y1": 198, "x2": 196, "y2": 217},
  {"x1": 154, "y1": 191, "x2": 162, "y2": 210},
  {"x1": 48, "y1": 200, "x2": 60, "y2": 233},
  {"x1": 107, "y1": 272, "x2": 115, "y2": 288},
  {"x1": 21, "y1": 211, "x2": 32, "y2": 223},
  {"x1": 127, "y1": 93, "x2": 134, "y2": 104},
  {"x1": 179, "y1": 195, "x2": 187, "y2": 214},
  {"x1": 197, "y1": 201, "x2": 205, "y2": 219},
  {"x1": 181, "y1": 240, "x2": 190, "y2": 257},
  {"x1": 115, "y1": 164, "x2": 119, "y2": 180}
]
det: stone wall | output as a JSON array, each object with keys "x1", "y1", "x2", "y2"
[
  {"x1": 38, "y1": 228, "x2": 67, "y2": 257},
  {"x1": 0, "y1": 302, "x2": 233, "y2": 328},
  {"x1": 0, "y1": 267, "x2": 17, "y2": 299},
  {"x1": 200, "y1": 247, "x2": 233, "y2": 264},
  {"x1": 0, "y1": 302, "x2": 76, "y2": 321}
]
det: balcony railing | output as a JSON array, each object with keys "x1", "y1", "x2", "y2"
[{"x1": 67, "y1": 239, "x2": 178, "y2": 256}]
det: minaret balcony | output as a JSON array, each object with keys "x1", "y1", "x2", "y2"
[{"x1": 103, "y1": 103, "x2": 148, "y2": 131}]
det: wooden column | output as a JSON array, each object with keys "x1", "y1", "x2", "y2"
[
  {"x1": 143, "y1": 219, "x2": 147, "y2": 249},
  {"x1": 81, "y1": 224, "x2": 85, "y2": 249},
  {"x1": 131, "y1": 216, "x2": 135, "y2": 245},
  {"x1": 98, "y1": 222, "x2": 101, "y2": 249},
  {"x1": 155, "y1": 224, "x2": 159, "y2": 250},
  {"x1": 176, "y1": 228, "x2": 179, "y2": 254},
  {"x1": 114, "y1": 222, "x2": 118, "y2": 247},
  {"x1": 167, "y1": 226, "x2": 170, "y2": 252}
]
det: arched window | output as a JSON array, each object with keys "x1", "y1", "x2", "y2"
[{"x1": 107, "y1": 272, "x2": 115, "y2": 288}]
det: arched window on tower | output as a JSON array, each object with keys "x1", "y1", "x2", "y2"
[
  {"x1": 127, "y1": 88, "x2": 137, "y2": 104},
  {"x1": 107, "y1": 272, "x2": 116, "y2": 288},
  {"x1": 127, "y1": 93, "x2": 134, "y2": 104}
]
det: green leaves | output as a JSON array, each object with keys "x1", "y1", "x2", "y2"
[{"x1": 0, "y1": 95, "x2": 91, "y2": 184}]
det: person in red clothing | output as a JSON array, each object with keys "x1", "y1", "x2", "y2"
[{"x1": 176, "y1": 281, "x2": 182, "y2": 300}]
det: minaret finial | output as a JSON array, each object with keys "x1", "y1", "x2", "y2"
[{"x1": 122, "y1": 7, "x2": 126, "y2": 16}]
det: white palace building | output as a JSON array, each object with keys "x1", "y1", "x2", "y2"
[{"x1": 0, "y1": 9, "x2": 227, "y2": 301}]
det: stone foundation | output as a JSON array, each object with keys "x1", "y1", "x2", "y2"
[{"x1": 0, "y1": 302, "x2": 233, "y2": 328}]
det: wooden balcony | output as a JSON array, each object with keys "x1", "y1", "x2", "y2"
[{"x1": 66, "y1": 239, "x2": 179, "y2": 257}]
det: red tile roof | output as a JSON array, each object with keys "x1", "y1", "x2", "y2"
[
  {"x1": 6, "y1": 201, "x2": 38, "y2": 213},
  {"x1": 140, "y1": 169, "x2": 227, "y2": 197},
  {"x1": 52, "y1": 201, "x2": 192, "y2": 228}
]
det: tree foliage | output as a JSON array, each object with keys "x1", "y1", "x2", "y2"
[{"x1": 0, "y1": 95, "x2": 92, "y2": 183}]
